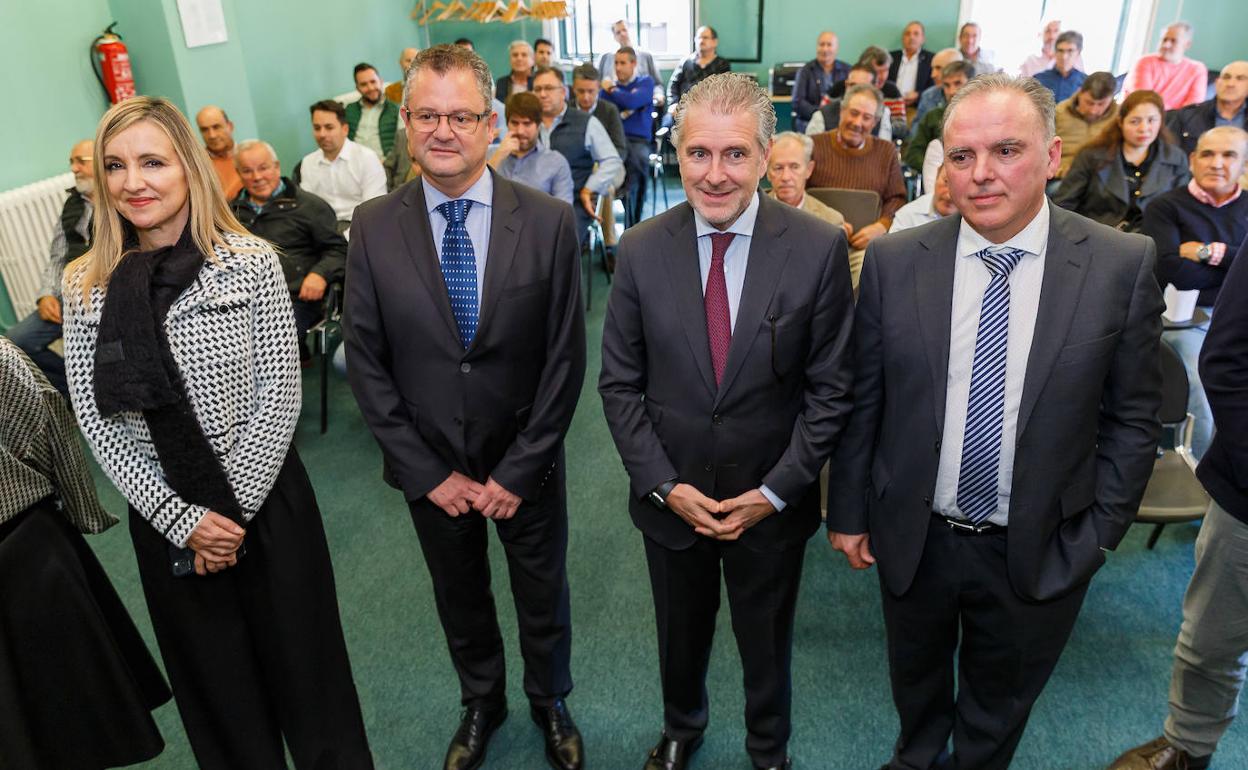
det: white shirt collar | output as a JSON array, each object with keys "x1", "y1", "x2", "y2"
[
  {"x1": 423, "y1": 167, "x2": 495, "y2": 215},
  {"x1": 956, "y1": 199, "x2": 1050, "y2": 260},
  {"x1": 693, "y1": 190, "x2": 762, "y2": 239},
  {"x1": 318, "y1": 137, "x2": 357, "y2": 165}
]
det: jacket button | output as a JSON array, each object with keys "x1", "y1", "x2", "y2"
[
  {"x1": 935, "y1": 439, "x2": 942, "y2": 452},
  {"x1": 923, "y1": 496, "x2": 932, "y2": 507},
  {"x1": 712, "y1": 413, "x2": 723, "y2": 425},
  {"x1": 460, "y1": 362, "x2": 471, "y2": 373},
  {"x1": 454, "y1": 417, "x2": 463, "y2": 426},
  {"x1": 704, "y1": 464, "x2": 713, "y2": 472}
]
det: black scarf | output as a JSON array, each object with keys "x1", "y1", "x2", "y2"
[{"x1": 93, "y1": 225, "x2": 244, "y2": 526}]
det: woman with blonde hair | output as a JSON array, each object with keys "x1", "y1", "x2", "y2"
[
  {"x1": 1053, "y1": 88, "x2": 1189, "y2": 231},
  {"x1": 61, "y1": 96, "x2": 372, "y2": 769}
]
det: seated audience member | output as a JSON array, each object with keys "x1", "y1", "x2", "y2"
[
  {"x1": 195, "y1": 106, "x2": 242, "y2": 198},
  {"x1": 1167, "y1": 60, "x2": 1248, "y2": 155},
  {"x1": 598, "y1": 20, "x2": 663, "y2": 105},
  {"x1": 453, "y1": 37, "x2": 474, "y2": 51},
  {"x1": 805, "y1": 64, "x2": 893, "y2": 140},
  {"x1": 828, "y1": 47, "x2": 902, "y2": 100},
  {"x1": 1019, "y1": 19, "x2": 1062, "y2": 76},
  {"x1": 534, "y1": 37, "x2": 558, "y2": 70},
  {"x1": 958, "y1": 21, "x2": 997, "y2": 73},
  {"x1": 382, "y1": 133, "x2": 420, "y2": 191},
  {"x1": 496, "y1": 40, "x2": 535, "y2": 100},
  {"x1": 792, "y1": 31, "x2": 852, "y2": 133},
  {"x1": 808, "y1": 83, "x2": 907, "y2": 254},
  {"x1": 490, "y1": 92, "x2": 574, "y2": 205},
  {"x1": 0, "y1": 337, "x2": 171, "y2": 770},
  {"x1": 1126, "y1": 22, "x2": 1207, "y2": 110},
  {"x1": 3, "y1": 140, "x2": 93, "y2": 395},
  {"x1": 533, "y1": 66, "x2": 624, "y2": 245},
  {"x1": 601, "y1": 47, "x2": 657, "y2": 224},
  {"x1": 766, "y1": 131, "x2": 864, "y2": 285},
  {"x1": 384, "y1": 47, "x2": 419, "y2": 104},
  {"x1": 295, "y1": 99, "x2": 387, "y2": 233},
  {"x1": 1054, "y1": 71, "x2": 1120, "y2": 179},
  {"x1": 890, "y1": 21, "x2": 934, "y2": 108},
  {"x1": 345, "y1": 63, "x2": 399, "y2": 161},
  {"x1": 890, "y1": 163, "x2": 957, "y2": 232},
  {"x1": 1141, "y1": 125, "x2": 1248, "y2": 460},
  {"x1": 572, "y1": 64, "x2": 627, "y2": 156},
  {"x1": 921, "y1": 134, "x2": 945, "y2": 195},
  {"x1": 914, "y1": 47, "x2": 964, "y2": 124},
  {"x1": 230, "y1": 139, "x2": 347, "y2": 348},
  {"x1": 666, "y1": 26, "x2": 730, "y2": 118},
  {"x1": 1033, "y1": 30, "x2": 1087, "y2": 103},
  {"x1": 902, "y1": 60, "x2": 973, "y2": 170},
  {"x1": 1054, "y1": 89, "x2": 1189, "y2": 232}
]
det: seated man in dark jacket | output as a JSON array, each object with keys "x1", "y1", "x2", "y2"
[
  {"x1": 1166, "y1": 60, "x2": 1248, "y2": 154},
  {"x1": 230, "y1": 139, "x2": 347, "y2": 349}
]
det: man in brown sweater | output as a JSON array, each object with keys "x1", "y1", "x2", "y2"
[
  {"x1": 1053, "y1": 71, "x2": 1119, "y2": 179},
  {"x1": 809, "y1": 83, "x2": 907, "y2": 250}
]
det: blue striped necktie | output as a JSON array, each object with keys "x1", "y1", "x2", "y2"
[
  {"x1": 436, "y1": 199, "x2": 478, "y2": 348},
  {"x1": 956, "y1": 246, "x2": 1027, "y2": 524}
]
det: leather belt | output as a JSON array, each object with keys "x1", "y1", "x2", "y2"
[{"x1": 931, "y1": 511, "x2": 1006, "y2": 535}]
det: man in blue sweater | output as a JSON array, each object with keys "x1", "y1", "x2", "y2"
[
  {"x1": 1142, "y1": 125, "x2": 1248, "y2": 459},
  {"x1": 601, "y1": 46, "x2": 656, "y2": 225}
]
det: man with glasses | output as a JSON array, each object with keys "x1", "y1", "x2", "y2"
[
  {"x1": 344, "y1": 44, "x2": 587, "y2": 770},
  {"x1": 3, "y1": 139, "x2": 94, "y2": 395},
  {"x1": 1033, "y1": 31, "x2": 1087, "y2": 103},
  {"x1": 532, "y1": 65, "x2": 624, "y2": 245}
]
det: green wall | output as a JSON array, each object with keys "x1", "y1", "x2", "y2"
[{"x1": 1153, "y1": 0, "x2": 1241, "y2": 69}]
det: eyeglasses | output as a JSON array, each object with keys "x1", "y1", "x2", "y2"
[
  {"x1": 402, "y1": 108, "x2": 492, "y2": 134},
  {"x1": 532, "y1": 85, "x2": 564, "y2": 93}
]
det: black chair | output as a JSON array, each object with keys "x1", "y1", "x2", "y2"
[
  {"x1": 306, "y1": 280, "x2": 343, "y2": 435},
  {"x1": 807, "y1": 188, "x2": 881, "y2": 231},
  {"x1": 649, "y1": 121, "x2": 672, "y2": 218},
  {"x1": 1134, "y1": 338, "x2": 1209, "y2": 548}
]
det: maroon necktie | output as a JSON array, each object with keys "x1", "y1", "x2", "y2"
[{"x1": 705, "y1": 232, "x2": 736, "y2": 385}]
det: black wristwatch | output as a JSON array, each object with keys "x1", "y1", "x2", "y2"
[
  {"x1": 1197, "y1": 243, "x2": 1212, "y2": 264},
  {"x1": 649, "y1": 480, "x2": 678, "y2": 509}
]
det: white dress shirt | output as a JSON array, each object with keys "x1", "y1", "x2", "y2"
[
  {"x1": 690, "y1": 192, "x2": 785, "y2": 511},
  {"x1": 933, "y1": 202, "x2": 1050, "y2": 526},
  {"x1": 354, "y1": 101, "x2": 385, "y2": 158},
  {"x1": 422, "y1": 170, "x2": 495, "y2": 303},
  {"x1": 896, "y1": 51, "x2": 922, "y2": 95},
  {"x1": 298, "y1": 138, "x2": 387, "y2": 224},
  {"x1": 889, "y1": 193, "x2": 946, "y2": 233}
]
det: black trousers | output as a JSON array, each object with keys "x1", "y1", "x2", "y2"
[
  {"x1": 881, "y1": 522, "x2": 1089, "y2": 770},
  {"x1": 130, "y1": 448, "x2": 373, "y2": 770},
  {"x1": 408, "y1": 457, "x2": 573, "y2": 708},
  {"x1": 624, "y1": 136, "x2": 651, "y2": 225},
  {"x1": 642, "y1": 533, "x2": 806, "y2": 767}
]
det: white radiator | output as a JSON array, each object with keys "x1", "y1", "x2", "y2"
[{"x1": 0, "y1": 173, "x2": 73, "y2": 318}]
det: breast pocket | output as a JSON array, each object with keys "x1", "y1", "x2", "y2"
[
  {"x1": 763, "y1": 303, "x2": 812, "y2": 378},
  {"x1": 1055, "y1": 330, "x2": 1120, "y2": 367},
  {"x1": 175, "y1": 293, "x2": 253, "y2": 364}
]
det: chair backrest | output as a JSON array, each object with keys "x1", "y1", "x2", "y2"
[
  {"x1": 807, "y1": 187, "x2": 881, "y2": 231},
  {"x1": 1159, "y1": 338, "x2": 1189, "y2": 426}
]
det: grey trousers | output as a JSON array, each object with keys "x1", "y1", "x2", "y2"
[{"x1": 1164, "y1": 500, "x2": 1248, "y2": 757}]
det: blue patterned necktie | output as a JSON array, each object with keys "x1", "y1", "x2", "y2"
[
  {"x1": 436, "y1": 199, "x2": 478, "y2": 348},
  {"x1": 956, "y1": 246, "x2": 1027, "y2": 524}
]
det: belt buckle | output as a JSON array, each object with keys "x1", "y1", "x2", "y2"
[{"x1": 945, "y1": 516, "x2": 978, "y2": 533}]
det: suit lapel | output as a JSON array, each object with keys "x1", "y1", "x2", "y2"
[
  {"x1": 398, "y1": 179, "x2": 461, "y2": 343},
  {"x1": 471, "y1": 173, "x2": 521, "y2": 351},
  {"x1": 1016, "y1": 205, "x2": 1090, "y2": 440},
  {"x1": 663, "y1": 205, "x2": 717, "y2": 398},
  {"x1": 1100, "y1": 159, "x2": 1130, "y2": 206},
  {"x1": 914, "y1": 217, "x2": 959, "y2": 433},
  {"x1": 714, "y1": 195, "x2": 790, "y2": 406}
]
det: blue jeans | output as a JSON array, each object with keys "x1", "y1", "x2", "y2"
[
  {"x1": 1163, "y1": 312, "x2": 1213, "y2": 460},
  {"x1": 5, "y1": 311, "x2": 65, "y2": 394}
]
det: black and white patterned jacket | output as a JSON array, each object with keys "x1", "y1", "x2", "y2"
[{"x1": 62, "y1": 232, "x2": 301, "y2": 547}]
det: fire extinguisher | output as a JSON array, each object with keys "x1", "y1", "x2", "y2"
[{"x1": 91, "y1": 23, "x2": 136, "y2": 104}]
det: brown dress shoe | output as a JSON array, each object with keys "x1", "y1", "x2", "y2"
[{"x1": 1108, "y1": 736, "x2": 1211, "y2": 770}]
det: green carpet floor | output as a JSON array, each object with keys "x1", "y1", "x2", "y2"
[{"x1": 79, "y1": 191, "x2": 1246, "y2": 769}]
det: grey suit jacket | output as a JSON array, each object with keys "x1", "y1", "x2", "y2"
[
  {"x1": 343, "y1": 171, "x2": 586, "y2": 502},
  {"x1": 827, "y1": 203, "x2": 1164, "y2": 601},
  {"x1": 599, "y1": 194, "x2": 855, "y2": 551}
]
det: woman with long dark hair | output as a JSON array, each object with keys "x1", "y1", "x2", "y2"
[
  {"x1": 1054, "y1": 89, "x2": 1189, "y2": 231},
  {"x1": 61, "y1": 96, "x2": 372, "y2": 769}
]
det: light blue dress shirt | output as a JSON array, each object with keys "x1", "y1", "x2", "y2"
[
  {"x1": 539, "y1": 105, "x2": 625, "y2": 195},
  {"x1": 497, "y1": 147, "x2": 575, "y2": 204},
  {"x1": 423, "y1": 171, "x2": 494, "y2": 304},
  {"x1": 690, "y1": 192, "x2": 785, "y2": 511}
]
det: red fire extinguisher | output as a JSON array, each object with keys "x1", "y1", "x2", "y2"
[{"x1": 91, "y1": 23, "x2": 136, "y2": 104}]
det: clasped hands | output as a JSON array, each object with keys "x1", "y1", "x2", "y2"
[
  {"x1": 428, "y1": 471, "x2": 522, "y2": 520},
  {"x1": 666, "y1": 484, "x2": 776, "y2": 541},
  {"x1": 187, "y1": 511, "x2": 246, "y2": 576}
]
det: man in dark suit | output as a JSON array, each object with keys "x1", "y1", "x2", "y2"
[
  {"x1": 1166, "y1": 60, "x2": 1248, "y2": 154},
  {"x1": 889, "y1": 20, "x2": 934, "y2": 108},
  {"x1": 600, "y1": 73, "x2": 855, "y2": 770},
  {"x1": 828, "y1": 73, "x2": 1164, "y2": 770},
  {"x1": 344, "y1": 45, "x2": 587, "y2": 770}
]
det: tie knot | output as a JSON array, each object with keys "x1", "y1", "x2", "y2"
[
  {"x1": 709, "y1": 232, "x2": 736, "y2": 262},
  {"x1": 437, "y1": 199, "x2": 473, "y2": 226},
  {"x1": 976, "y1": 246, "x2": 1026, "y2": 278}
]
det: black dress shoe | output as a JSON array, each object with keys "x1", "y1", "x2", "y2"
[
  {"x1": 754, "y1": 757, "x2": 792, "y2": 770},
  {"x1": 643, "y1": 732, "x2": 704, "y2": 770},
  {"x1": 530, "y1": 699, "x2": 584, "y2": 769},
  {"x1": 443, "y1": 702, "x2": 507, "y2": 770}
]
